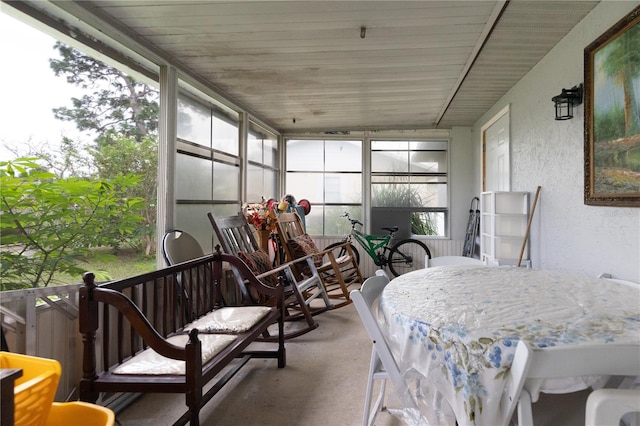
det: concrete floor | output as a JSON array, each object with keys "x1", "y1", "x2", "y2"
[{"x1": 114, "y1": 300, "x2": 588, "y2": 426}]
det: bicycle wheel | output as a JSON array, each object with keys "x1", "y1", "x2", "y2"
[
  {"x1": 324, "y1": 242, "x2": 361, "y2": 266},
  {"x1": 387, "y1": 239, "x2": 431, "y2": 277}
]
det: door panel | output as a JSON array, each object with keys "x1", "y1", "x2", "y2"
[{"x1": 483, "y1": 110, "x2": 510, "y2": 192}]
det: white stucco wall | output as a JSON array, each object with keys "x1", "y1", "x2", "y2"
[
  {"x1": 471, "y1": 1, "x2": 640, "y2": 281},
  {"x1": 450, "y1": 126, "x2": 475, "y2": 242}
]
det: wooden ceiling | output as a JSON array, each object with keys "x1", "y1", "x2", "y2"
[{"x1": 8, "y1": 0, "x2": 599, "y2": 133}]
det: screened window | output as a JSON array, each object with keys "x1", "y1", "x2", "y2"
[
  {"x1": 286, "y1": 139, "x2": 362, "y2": 236},
  {"x1": 177, "y1": 96, "x2": 211, "y2": 147},
  {"x1": 175, "y1": 93, "x2": 241, "y2": 250},
  {"x1": 371, "y1": 140, "x2": 448, "y2": 237},
  {"x1": 247, "y1": 121, "x2": 279, "y2": 202}
]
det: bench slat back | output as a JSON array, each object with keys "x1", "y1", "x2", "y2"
[{"x1": 83, "y1": 256, "x2": 222, "y2": 372}]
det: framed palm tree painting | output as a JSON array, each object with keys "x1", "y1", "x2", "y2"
[{"x1": 584, "y1": 5, "x2": 640, "y2": 207}]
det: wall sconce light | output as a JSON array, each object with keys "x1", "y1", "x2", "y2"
[{"x1": 551, "y1": 83, "x2": 583, "y2": 120}]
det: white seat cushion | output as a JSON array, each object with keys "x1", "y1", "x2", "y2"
[
  {"x1": 184, "y1": 306, "x2": 272, "y2": 333},
  {"x1": 113, "y1": 334, "x2": 237, "y2": 375}
]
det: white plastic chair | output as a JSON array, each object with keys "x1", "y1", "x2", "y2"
[
  {"x1": 426, "y1": 255, "x2": 485, "y2": 267},
  {"x1": 350, "y1": 275, "x2": 418, "y2": 426},
  {"x1": 588, "y1": 275, "x2": 640, "y2": 426},
  {"x1": 499, "y1": 341, "x2": 534, "y2": 426},
  {"x1": 375, "y1": 269, "x2": 390, "y2": 280},
  {"x1": 517, "y1": 344, "x2": 640, "y2": 426},
  {"x1": 585, "y1": 388, "x2": 640, "y2": 426},
  {"x1": 598, "y1": 273, "x2": 639, "y2": 287}
]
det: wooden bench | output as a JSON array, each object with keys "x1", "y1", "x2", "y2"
[{"x1": 78, "y1": 248, "x2": 285, "y2": 426}]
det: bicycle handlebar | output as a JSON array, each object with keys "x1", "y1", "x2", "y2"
[{"x1": 342, "y1": 212, "x2": 363, "y2": 228}]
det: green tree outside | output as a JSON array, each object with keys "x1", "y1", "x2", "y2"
[
  {"x1": 90, "y1": 135, "x2": 158, "y2": 255},
  {"x1": 1, "y1": 158, "x2": 144, "y2": 290},
  {"x1": 49, "y1": 42, "x2": 160, "y2": 254},
  {"x1": 50, "y1": 42, "x2": 159, "y2": 142},
  {"x1": 1, "y1": 40, "x2": 160, "y2": 289}
]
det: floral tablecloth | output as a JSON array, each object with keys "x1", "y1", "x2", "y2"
[{"x1": 378, "y1": 265, "x2": 640, "y2": 426}]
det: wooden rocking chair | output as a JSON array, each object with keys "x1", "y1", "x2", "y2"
[
  {"x1": 276, "y1": 211, "x2": 363, "y2": 308},
  {"x1": 208, "y1": 212, "x2": 332, "y2": 339}
]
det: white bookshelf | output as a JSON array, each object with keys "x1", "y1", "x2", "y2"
[{"x1": 480, "y1": 191, "x2": 530, "y2": 267}]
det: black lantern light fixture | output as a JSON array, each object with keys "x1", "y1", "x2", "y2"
[{"x1": 551, "y1": 83, "x2": 583, "y2": 120}]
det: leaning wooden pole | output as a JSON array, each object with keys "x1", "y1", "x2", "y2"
[{"x1": 517, "y1": 186, "x2": 541, "y2": 267}]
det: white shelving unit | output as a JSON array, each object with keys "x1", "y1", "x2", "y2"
[{"x1": 480, "y1": 191, "x2": 530, "y2": 267}]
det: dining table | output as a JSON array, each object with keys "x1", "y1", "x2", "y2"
[{"x1": 378, "y1": 265, "x2": 640, "y2": 426}]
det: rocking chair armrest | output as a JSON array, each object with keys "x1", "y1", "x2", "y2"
[
  {"x1": 254, "y1": 262, "x2": 290, "y2": 279},
  {"x1": 285, "y1": 250, "x2": 326, "y2": 269},
  {"x1": 253, "y1": 254, "x2": 318, "y2": 280},
  {"x1": 315, "y1": 241, "x2": 356, "y2": 261},
  {"x1": 288, "y1": 251, "x2": 322, "y2": 267}
]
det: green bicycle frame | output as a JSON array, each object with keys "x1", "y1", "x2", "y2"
[{"x1": 351, "y1": 228, "x2": 390, "y2": 266}]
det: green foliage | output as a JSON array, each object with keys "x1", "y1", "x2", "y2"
[
  {"x1": 598, "y1": 23, "x2": 640, "y2": 136},
  {"x1": 372, "y1": 184, "x2": 438, "y2": 236},
  {"x1": 628, "y1": 146, "x2": 640, "y2": 172},
  {"x1": 48, "y1": 42, "x2": 159, "y2": 254},
  {"x1": 0, "y1": 158, "x2": 144, "y2": 290},
  {"x1": 90, "y1": 134, "x2": 158, "y2": 254},
  {"x1": 411, "y1": 212, "x2": 439, "y2": 236},
  {"x1": 53, "y1": 249, "x2": 155, "y2": 285},
  {"x1": 594, "y1": 105, "x2": 626, "y2": 143},
  {"x1": 594, "y1": 139, "x2": 640, "y2": 171},
  {"x1": 372, "y1": 183, "x2": 422, "y2": 208}
]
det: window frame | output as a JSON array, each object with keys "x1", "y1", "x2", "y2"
[
  {"x1": 370, "y1": 138, "x2": 449, "y2": 238},
  {"x1": 247, "y1": 120, "x2": 279, "y2": 203},
  {"x1": 175, "y1": 91, "x2": 243, "y2": 249},
  {"x1": 285, "y1": 138, "x2": 363, "y2": 236}
]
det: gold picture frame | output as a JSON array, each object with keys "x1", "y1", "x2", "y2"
[{"x1": 584, "y1": 5, "x2": 640, "y2": 207}]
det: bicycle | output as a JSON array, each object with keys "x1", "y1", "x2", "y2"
[{"x1": 325, "y1": 212, "x2": 431, "y2": 277}]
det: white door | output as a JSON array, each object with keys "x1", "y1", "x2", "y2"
[{"x1": 483, "y1": 107, "x2": 510, "y2": 191}]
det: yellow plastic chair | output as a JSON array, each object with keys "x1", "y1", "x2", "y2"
[
  {"x1": 1, "y1": 351, "x2": 61, "y2": 426},
  {"x1": 47, "y1": 401, "x2": 115, "y2": 426},
  {"x1": 0, "y1": 351, "x2": 114, "y2": 426}
]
